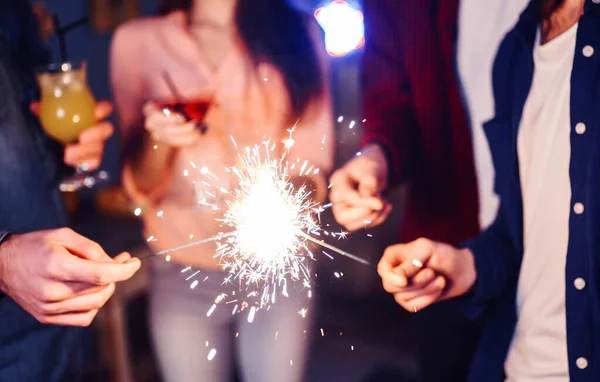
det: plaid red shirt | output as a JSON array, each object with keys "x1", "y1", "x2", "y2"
[{"x1": 361, "y1": 0, "x2": 480, "y2": 245}]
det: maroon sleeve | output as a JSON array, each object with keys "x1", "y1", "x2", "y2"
[{"x1": 360, "y1": 0, "x2": 416, "y2": 186}]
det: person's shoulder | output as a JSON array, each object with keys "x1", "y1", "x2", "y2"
[{"x1": 113, "y1": 15, "x2": 164, "y2": 45}]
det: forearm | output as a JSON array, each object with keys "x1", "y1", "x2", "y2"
[
  {"x1": 128, "y1": 133, "x2": 176, "y2": 196},
  {"x1": 0, "y1": 230, "x2": 10, "y2": 297}
]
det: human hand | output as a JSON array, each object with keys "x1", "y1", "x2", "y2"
[
  {"x1": 0, "y1": 228, "x2": 140, "y2": 326},
  {"x1": 31, "y1": 100, "x2": 115, "y2": 171},
  {"x1": 329, "y1": 144, "x2": 392, "y2": 231},
  {"x1": 142, "y1": 101, "x2": 202, "y2": 147},
  {"x1": 377, "y1": 238, "x2": 477, "y2": 312}
]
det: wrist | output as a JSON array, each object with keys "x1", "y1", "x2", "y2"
[
  {"x1": 458, "y1": 247, "x2": 477, "y2": 295},
  {"x1": 0, "y1": 231, "x2": 11, "y2": 295}
]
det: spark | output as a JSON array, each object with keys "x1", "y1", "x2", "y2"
[
  {"x1": 190, "y1": 280, "x2": 199, "y2": 289},
  {"x1": 207, "y1": 304, "x2": 217, "y2": 317},
  {"x1": 186, "y1": 270, "x2": 201, "y2": 281},
  {"x1": 349, "y1": 120, "x2": 356, "y2": 129},
  {"x1": 298, "y1": 308, "x2": 308, "y2": 318},
  {"x1": 320, "y1": 328, "x2": 325, "y2": 337},
  {"x1": 208, "y1": 349, "x2": 217, "y2": 361},
  {"x1": 157, "y1": 211, "x2": 164, "y2": 217},
  {"x1": 134, "y1": 207, "x2": 142, "y2": 216},
  {"x1": 337, "y1": 116, "x2": 344, "y2": 122},
  {"x1": 248, "y1": 306, "x2": 257, "y2": 323}
]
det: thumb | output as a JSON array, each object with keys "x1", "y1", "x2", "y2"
[
  {"x1": 358, "y1": 175, "x2": 378, "y2": 197},
  {"x1": 64, "y1": 256, "x2": 141, "y2": 285}
]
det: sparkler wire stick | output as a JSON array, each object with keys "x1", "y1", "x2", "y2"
[
  {"x1": 139, "y1": 231, "x2": 237, "y2": 260},
  {"x1": 298, "y1": 231, "x2": 370, "y2": 265}
]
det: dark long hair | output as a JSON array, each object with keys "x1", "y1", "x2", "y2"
[{"x1": 159, "y1": 0, "x2": 324, "y2": 118}]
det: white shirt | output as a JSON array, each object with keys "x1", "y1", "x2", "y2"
[
  {"x1": 457, "y1": 0, "x2": 529, "y2": 229},
  {"x1": 504, "y1": 23, "x2": 578, "y2": 382}
]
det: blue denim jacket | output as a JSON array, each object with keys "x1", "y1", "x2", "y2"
[
  {"x1": 0, "y1": 2, "x2": 84, "y2": 381},
  {"x1": 461, "y1": 1, "x2": 600, "y2": 381}
]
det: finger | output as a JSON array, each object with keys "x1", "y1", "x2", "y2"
[
  {"x1": 406, "y1": 268, "x2": 436, "y2": 289},
  {"x1": 359, "y1": 207, "x2": 393, "y2": 229},
  {"x1": 64, "y1": 143, "x2": 103, "y2": 166},
  {"x1": 330, "y1": 182, "x2": 383, "y2": 211},
  {"x1": 38, "y1": 280, "x2": 108, "y2": 302},
  {"x1": 142, "y1": 101, "x2": 159, "y2": 117},
  {"x1": 40, "y1": 283, "x2": 115, "y2": 315},
  {"x1": 113, "y1": 252, "x2": 132, "y2": 263},
  {"x1": 397, "y1": 239, "x2": 435, "y2": 279},
  {"x1": 50, "y1": 228, "x2": 113, "y2": 262},
  {"x1": 94, "y1": 101, "x2": 113, "y2": 120},
  {"x1": 77, "y1": 121, "x2": 114, "y2": 144},
  {"x1": 400, "y1": 288, "x2": 445, "y2": 312},
  {"x1": 145, "y1": 109, "x2": 186, "y2": 128},
  {"x1": 158, "y1": 125, "x2": 202, "y2": 146},
  {"x1": 378, "y1": 244, "x2": 407, "y2": 273},
  {"x1": 357, "y1": 174, "x2": 379, "y2": 198},
  {"x1": 30, "y1": 101, "x2": 40, "y2": 116},
  {"x1": 392, "y1": 275, "x2": 445, "y2": 301},
  {"x1": 61, "y1": 256, "x2": 141, "y2": 285},
  {"x1": 333, "y1": 206, "x2": 377, "y2": 229},
  {"x1": 38, "y1": 309, "x2": 99, "y2": 327},
  {"x1": 152, "y1": 130, "x2": 202, "y2": 147},
  {"x1": 380, "y1": 271, "x2": 409, "y2": 293},
  {"x1": 371, "y1": 203, "x2": 393, "y2": 226}
]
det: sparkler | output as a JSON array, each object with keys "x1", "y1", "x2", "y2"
[
  {"x1": 213, "y1": 143, "x2": 368, "y2": 307},
  {"x1": 141, "y1": 135, "x2": 369, "y2": 316}
]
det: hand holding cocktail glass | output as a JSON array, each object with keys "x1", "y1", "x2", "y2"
[{"x1": 34, "y1": 61, "x2": 113, "y2": 191}]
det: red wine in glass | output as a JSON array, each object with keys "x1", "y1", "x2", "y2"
[{"x1": 158, "y1": 99, "x2": 212, "y2": 134}]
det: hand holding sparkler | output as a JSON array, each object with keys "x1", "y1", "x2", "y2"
[
  {"x1": 329, "y1": 143, "x2": 392, "y2": 231},
  {"x1": 0, "y1": 229, "x2": 140, "y2": 326},
  {"x1": 377, "y1": 238, "x2": 476, "y2": 312}
]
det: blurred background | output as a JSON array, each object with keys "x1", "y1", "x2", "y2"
[{"x1": 38, "y1": 0, "x2": 416, "y2": 380}]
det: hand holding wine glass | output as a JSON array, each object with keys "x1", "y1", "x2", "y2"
[
  {"x1": 142, "y1": 101, "x2": 204, "y2": 147},
  {"x1": 35, "y1": 61, "x2": 112, "y2": 191},
  {"x1": 31, "y1": 100, "x2": 114, "y2": 171}
]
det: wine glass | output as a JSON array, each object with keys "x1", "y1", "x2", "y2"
[
  {"x1": 36, "y1": 61, "x2": 108, "y2": 192},
  {"x1": 158, "y1": 71, "x2": 213, "y2": 134}
]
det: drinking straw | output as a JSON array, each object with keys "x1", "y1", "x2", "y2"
[{"x1": 52, "y1": 15, "x2": 89, "y2": 62}]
